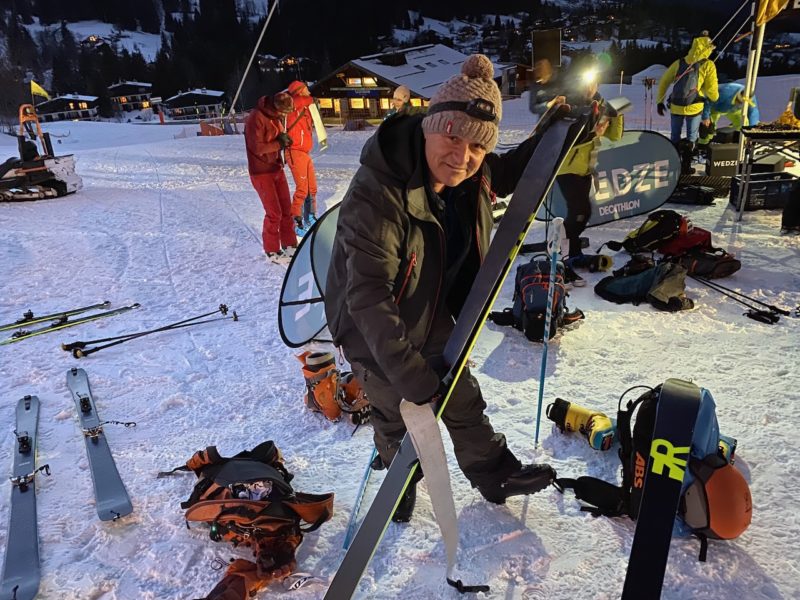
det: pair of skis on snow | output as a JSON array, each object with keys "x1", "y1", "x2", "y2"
[
  {"x1": 328, "y1": 105, "x2": 704, "y2": 599},
  {"x1": 0, "y1": 369, "x2": 133, "y2": 600},
  {"x1": 0, "y1": 301, "x2": 140, "y2": 346}
]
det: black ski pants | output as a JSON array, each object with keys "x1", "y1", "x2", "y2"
[
  {"x1": 351, "y1": 359, "x2": 520, "y2": 492},
  {"x1": 556, "y1": 173, "x2": 593, "y2": 258}
]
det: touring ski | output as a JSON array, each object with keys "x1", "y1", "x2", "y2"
[
  {"x1": 323, "y1": 108, "x2": 591, "y2": 599},
  {"x1": 621, "y1": 378, "x2": 701, "y2": 599},
  {"x1": 0, "y1": 395, "x2": 49, "y2": 600},
  {"x1": 1, "y1": 304, "x2": 140, "y2": 346},
  {"x1": 0, "y1": 301, "x2": 111, "y2": 332},
  {"x1": 66, "y1": 368, "x2": 134, "y2": 521}
]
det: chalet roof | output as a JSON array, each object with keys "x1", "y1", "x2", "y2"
[
  {"x1": 349, "y1": 44, "x2": 506, "y2": 99},
  {"x1": 164, "y1": 88, "x2": 225, "y2": 103},
  {"x1": 108, "y1": 81, "x2": 153, "y2": 91}
]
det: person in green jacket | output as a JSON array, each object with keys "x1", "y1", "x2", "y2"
[
  {"x1": 657, "y1": 34, "x2": 719, "y2": 145},
  {"x1": 556, "y1": 74, "x2": 624, "y2": 286},
  {"x1": 325, "y1": 55, "x2": 555, "y2": 523}
]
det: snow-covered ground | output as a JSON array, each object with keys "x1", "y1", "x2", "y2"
[{"x1": 0, "y1": 74, "x2": 799, "y2": 600}]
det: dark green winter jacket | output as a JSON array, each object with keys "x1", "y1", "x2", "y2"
[{"x1": 324, "y1": 113, "x2": 541, "y2": 403}]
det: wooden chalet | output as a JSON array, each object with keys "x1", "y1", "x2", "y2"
[
  {"x1": 35, "y1": 94, "x2": 100, "y2": 122},
  {"x1": 309, "y1": 44, "x2": 510, "y2": 123},
  {"x1": 108, "y1": 81, "x2": 153, "y2": 113},
  {"x1": 162, "y1": 89, "x2": 226, "y2": 121}
]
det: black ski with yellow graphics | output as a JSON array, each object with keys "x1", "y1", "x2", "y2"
[
  {"x1": 323, "y1": 107, "x2": 592, "y2": 599},
  {"x1": 0, "y1": 301, "x2": 111, "y2": 332},
  {"x1": 621, "y1": 378, "x2": 702, "y2": 599},
  {"x1": 1, "y1": 303, "x2": 139, "y2": 345}
]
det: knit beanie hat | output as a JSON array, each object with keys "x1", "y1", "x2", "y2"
[
  {"x1": 273, "y1": 92, "x2": 293, "y2": 114},
  {"x1": 422, "y1": 54, "x2": 502, "y2": 152},
  {"x1": 287, "y1": 80, "x2": 309, "y2": 96},
  {"x1": 393, "y1": 85, "x2": 411, "y2": 102}
]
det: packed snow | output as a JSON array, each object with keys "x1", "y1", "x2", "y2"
[{"x1": 0, "y1": 74, "x2": 799, "y2": 600}]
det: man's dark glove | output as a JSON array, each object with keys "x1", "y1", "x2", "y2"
[
  {"x1": 657, "y1": 103, "x2": 666, "y2": 117},
  {"x1": 410, "y1": 381, "x2": 447, "y2": 406},
  {"x1": 277, "y1": 132, "x2": 293, "y2": 148}
]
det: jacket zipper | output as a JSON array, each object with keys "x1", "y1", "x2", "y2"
[
  {"x1": 421, "y1": 229, "x2": 444, "y2": 346},
  {"x1": 395, "y1": 253, "x2": 417, "y2": 304}
]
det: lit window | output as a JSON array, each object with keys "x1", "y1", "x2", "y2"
[
  {"x1": 362, "y1": 77, "x2": 378, "y2": 87},
  {"x1": 350, "y1": 98, "x2": 365, "y2": 109},
  {"x1": 120, "y1": 96, "x2": 127, "y2": 103},
  {"x1": 333, "y1": 99, "x2": 341, "y2": 114},
  {"x1": 142, "y1": 101, "x2": 150, "y2": 108},
  {"x1": 318, "y1": 98, "x2": 333, "y2": 109},
  {"x1": 68, "y1": 102, "x2": 75, "y2": 109},
  {"x1": 346, "y1": 78, "x2": 362, "y2": 87},
  {"x1": 380, "y1": 98, "x2": 390, "y2": 109},
  {"x1": 79, "y1": 102, "x2": 88, "y2": 109},
  {"x1": 410, "y1": 98, "x2": 422, "y2": 107}
]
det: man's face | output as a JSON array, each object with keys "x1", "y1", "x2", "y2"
[
  {"x1": 391, "y1": 96, "x2": 405, "y2": 110},
  {"x1": 424, "y1": 132, "x2": 487, "y2": 192}
]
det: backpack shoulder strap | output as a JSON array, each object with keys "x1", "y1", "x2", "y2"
[{"x1": 554, "y1": 476, "x2": 627, "y2": 517}]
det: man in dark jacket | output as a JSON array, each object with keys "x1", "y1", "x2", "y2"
[{"x1": 325, "y1": 54, "x2": 555, "y2": 522}]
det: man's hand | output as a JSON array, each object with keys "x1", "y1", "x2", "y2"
[
  {"x1": 657, "y1": 103, "x2": 667, "y2": 117},
  {"x1": 277, "y1": 132, "x2": 293, "y2": 149},
  {"x1": 701, "y1": 119, "x2": 711, "y2": 127},
  {"x1": 410, "y1": 382, "x2": 447, "y2": 406},
  {"x1": 594, "y1": 117, "x2": 610, "y2": 136},
  {"x1": 546, "y1": 95, "x2": 567, "y2": 110}
]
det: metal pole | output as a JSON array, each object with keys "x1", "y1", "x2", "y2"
[{"x1": 229, "y1": 0, "x2": 280, "y2": 116}]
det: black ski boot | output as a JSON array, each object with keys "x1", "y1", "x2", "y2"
[
  {"x1": 479, "y1": 464, "x2": 556, "y2": 504},
  {"x1": 391, "y1": 467, "x2": 423, "y2": 523},
  {"x1": 678, "y1": 139, "x2": 696, "y2": 175}
]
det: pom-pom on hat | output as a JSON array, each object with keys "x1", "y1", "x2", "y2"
[
  {"x1": 273, "y1": 92, "x2": 294, "y2": 114},
  {"x1": 422, "y1": 54, "x2": 502, "y2": 152}
]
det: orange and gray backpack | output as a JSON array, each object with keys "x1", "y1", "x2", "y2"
[{"x1": 160, "y1": 441, "x2": 334, "y2": 600}]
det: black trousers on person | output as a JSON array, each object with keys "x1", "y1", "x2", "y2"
[
  {"x1": 556, "y1": 173, "x2": 593, "y2": 258},
  {"x1": 352, "y1": 362, "x2": 520, "y2": 491}
]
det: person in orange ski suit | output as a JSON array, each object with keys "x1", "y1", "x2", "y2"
[
  {"x1": 285, "y1": 80, "x2": 318, "y2": 235},
  {"x1": 244, "y1": 91, "x2": 297, "y2": 262}
]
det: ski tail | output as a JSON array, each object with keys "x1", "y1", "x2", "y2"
[{"x1": 323, "y1": 110, "x2": 592, "y2": 600}]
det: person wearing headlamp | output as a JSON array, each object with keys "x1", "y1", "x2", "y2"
[{"x1": 325, "y1": 54, "x2": 556, "y2": 523}]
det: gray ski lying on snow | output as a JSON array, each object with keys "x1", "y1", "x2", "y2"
[
  {"x1": 66, "y1": 368, "x2": 134, "y2": 521},
  {"x1": 323, "y1": 108, "x2": 591, "y2": 599},
  {"x1": 0, "y1": 395, "x2": 49, "y2": 600}
]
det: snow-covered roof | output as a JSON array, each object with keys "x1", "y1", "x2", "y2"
[
  {"x1": 164, "y1": 89, "x2": 225, "y2": 103},
  {"x1": 51, "y1": 94, "x2": 99, "y2": 102},
  {"x1": 351, "y1": 44, "x2": 507, "y2": 99},
  {"x1": 108, "y1": 81, "x2": 153, "y2": 90},
  {"x1": 631, "y1": 64, "x2": 668, "y2": 84}
]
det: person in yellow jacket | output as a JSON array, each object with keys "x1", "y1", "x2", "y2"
[
  {"x1": 657, "y1": 34, "x2": 719, "y2": 144},
  {"x1": 555, "y1": 78, "x2": 624, "y2": 286}
]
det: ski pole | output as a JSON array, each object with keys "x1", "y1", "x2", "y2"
[
  {"x1": 690, "y1": 276, "x2": 780, "y2": 323},
  {"x1": 535, "y1": 216, "x2": 563, "y2": 447},
  {"x1": 691, "y1": 276, "x2": 790, "y2": 315},
  {"x1": 62, "y1": 304, "x2": 233, "y2": 352},
  {"x1": 343, "y1": 447, "x2": 378, "y2": 550},
  {"x1": 68, "y1": 308, "x2": 237, "y2": 358}
]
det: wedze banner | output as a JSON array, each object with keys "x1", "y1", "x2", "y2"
[{"x1": 536, "y1": 130, "x2": 681, "y2": 227}]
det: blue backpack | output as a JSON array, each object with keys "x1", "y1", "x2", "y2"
[
  {"x1": 670, "y1": 59, "x2": 706, "y2": 107},
  {"x1": 554, "y1": 383, "x2": 752, "y2": 561}
]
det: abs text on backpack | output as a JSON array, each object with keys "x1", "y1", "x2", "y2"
[
  {"x1": 489, "y1": 256, "x2": 582, "y2": 342},
  {"x1": 554, "y1": 383, "x2": 751, "y2": 561}
]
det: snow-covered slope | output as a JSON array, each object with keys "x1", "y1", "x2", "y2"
[{"x1": 0, "y1": 74, "x2": 798, "y2": 599}]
